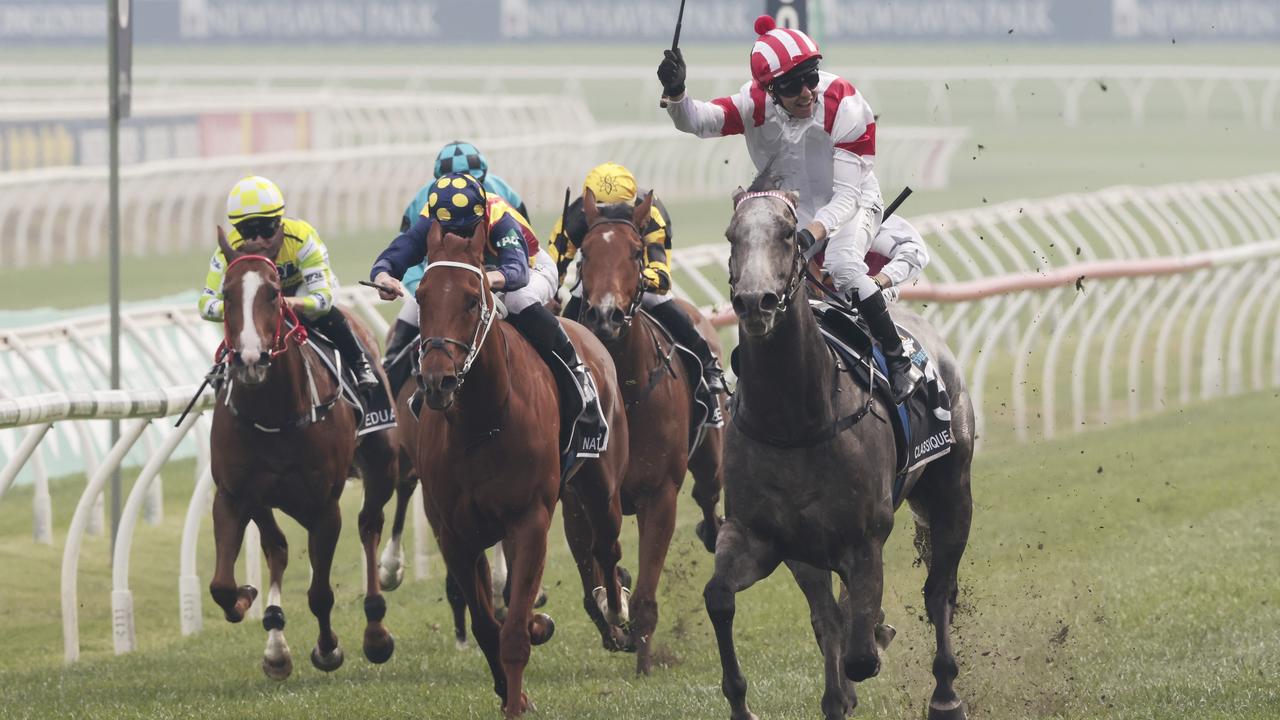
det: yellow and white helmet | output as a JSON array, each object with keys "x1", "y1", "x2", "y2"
[
  {"x1": 583, "y1": 162, "x2": 638, "y2": 204},
  {"x1": 226, "y1": 176, "x2": 285, "y2": 223}
]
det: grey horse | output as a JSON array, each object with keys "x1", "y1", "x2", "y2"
[{"x1": 705, "y1": 177, "x2": 975, "y2": 720}]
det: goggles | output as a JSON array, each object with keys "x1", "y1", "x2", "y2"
[
  {"x1": 235, "y1": 216, "x2": 281, "y2": 240},
  {"x1": 773, "y1": 69, "x2": 820, "y2": 97}
]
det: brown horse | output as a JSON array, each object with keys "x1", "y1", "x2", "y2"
[
  {"x1": 574, "y1": 188, "x2": 726, "y2": 674},
  {"x1": 208, "y1": 227, "x2": 399, "y2": 680},
  {"x1": 414, "y1": 221, "x2": 629, "y2": 716}
]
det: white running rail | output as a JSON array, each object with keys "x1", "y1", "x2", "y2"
[
  {"x1": 4, "y1": 63, "x2": 1277, "y2": 128},
  {"x1": 0, "y1": 125, "x2": 966, "y2": 269}
]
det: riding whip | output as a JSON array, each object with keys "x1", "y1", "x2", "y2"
[
  {"x1": 882, "y1": 186, "x2": 913, "y2": 221},
  {"x1": 658, "y1": 0, "x2": 687, "y2": 109}
]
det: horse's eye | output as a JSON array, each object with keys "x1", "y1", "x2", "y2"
[
  {"x1": 466, "y1": 296, "x2": 479, "y2": 312},
  {"x1": 266, "y1": 288, "x2": 279, "y2": 300}
]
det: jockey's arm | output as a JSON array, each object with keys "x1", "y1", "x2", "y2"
[
  {"x1": 813, "y1": 92, "x2": 880, "y2": 240},
  {"x1": 198, "y1": 248, "x2": 228, "y2": 322},
  {"x1": 292, "y1": 226, "x2": 335, "y2": 318},
  {"x1": 665, "y1": 85, "x2": 750, "y2": 139},
  {"x1": 491, "y1": 217, "x2": 531, "y2": 292},
  {"x1": 371, "y1": 215, "x2": 430, "y2": 284},
  {"x1": 641, "y1": 204, "x2": 673, "y2": 294}
]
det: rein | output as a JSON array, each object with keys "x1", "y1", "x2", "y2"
[
  {"x1": 417, "y1": 260, "x2": 497, "y2": 391},
  {"x1": 624, "y1": 312, "x2": 678, "y2": 411},
  {"x1": 216, "y1": 254, "x2": 308, "y2": 364}
]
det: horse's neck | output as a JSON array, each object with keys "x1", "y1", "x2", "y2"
[
  {"x1": 449, "y1": 323, "x2": 513, "y2": 432},
  {"x1": 229, "y1": 345, "x2": 314, "y2": 422},
  {"x1": 737, "y1": 291, "x2": 844, "y2": 429}
]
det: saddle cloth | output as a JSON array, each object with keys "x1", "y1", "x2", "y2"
[
  {"x1": 637, "y1": 308, "x2": 724, "y2": 457},
  {"x1": 809, "y1": 301, "x2": 955, "y2": 502},
  {"x1": 304, "y1": 331, "x2": 397, "y2": 437}
]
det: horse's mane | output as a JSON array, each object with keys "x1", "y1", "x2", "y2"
[
  {"x1": 595, "y1": 201, "x2": 635, "y2": 222},
  {"x1": 746, "y1": 158, "x2": 783, "y2": 193}
]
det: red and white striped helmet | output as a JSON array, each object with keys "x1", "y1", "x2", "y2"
[{"x1": 749, "y1": 14, "x2": 822, "y2": 88}]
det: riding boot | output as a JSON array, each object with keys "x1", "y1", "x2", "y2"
[
  {"x1": 856, "y1": 290, "x2": 922, "y2": 404},
  {"x1": 382, "y1": 318, "x2": 419, "y2": 396},
  {"x1": 646, "y1": 299, "x2": 727, "y2": 395},
  {"x1": 509, "y1": 304, "x2": 608, "y2": 455},
  {"x1": 313, "y1": 309, "x2": 380, "y2": 391},
  {"x1": 561, "y1": 294, "x2": 583, "y2": 321}
]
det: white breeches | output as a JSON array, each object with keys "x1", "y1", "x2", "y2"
[{"x1": 823, "y1": 205, "x2": 882, "y2": 302}]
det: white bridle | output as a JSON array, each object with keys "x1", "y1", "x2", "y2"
[{"x1": 419, "y1": 260, "x2": 497, "y2": 382}]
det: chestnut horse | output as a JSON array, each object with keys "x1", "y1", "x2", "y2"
[
  {"x1": 209, "y1": 228, "x2": 399, "y2": 680},
  {"x1": 706, "y1": 180, "x2": 974, "y2": 720},
  {"x1": 414, "y1": 221, "x2": 629, "y2": 716},
  {"x1": 574, "y1": 188, "x2": 726, "y2": 674}
]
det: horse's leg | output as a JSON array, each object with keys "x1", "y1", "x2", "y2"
[
  {"x1": 569, "y1": 466, "x2": 627, "y2": 630},
  {"x1": 910, "y1": 462, "x2": 974, "y2": 720},
  {"x1": 630, "y1": 482, "x2": 679, "y2": 675},
  {"x1": 835, "y1": 537, "x2": 888, "y2": 684},
  {"x1": 445, "y1": 571, "x2": 469, "y2": 649},
  {"x1": 786, "y1": 560, "x2": 856, "y2": 720},
  {"x1": 357, "y1": 434, "x2": 399, "y2": 665},
  {"x1": 559, "y1": 485, "x2": 614, "y2": 647},
  {"x1": 492, "y1": 542, "x2": 509, "y2": 616},
  {"x1": 687, "y1": 425, "x2": 725, "y2": 554},
  {"x1": 704, "y1": 520, "x2": 781, "y2": 720},
  {"x1": 440, "y1": 536, "x2": 507, "y2": 704},
  {"x1": 497, "y1": 506, "x2": 555, "y2": 717},
  {"x1": 208, "y1": 488, "x2": 257, "y2": 622},
  {"x1": 305, "y1": 499, "x2": 344, "y2": 672},
  {"x1": 254, "y1": 510, "x2": 293, "y2": 681},
  {"x1": 377, "y1": 473, "x2": 417, "y2": 592}
]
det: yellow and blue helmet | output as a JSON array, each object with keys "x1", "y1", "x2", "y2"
[
  {"x1": 428, "y1": 172, "x2": 488, "y2": 235},
  {"x1": 226, "y1": 175, "x2": 285, "y2": 223},
  {"x1": 434, "y1": 141, "x2": 488, "y2": 183}
]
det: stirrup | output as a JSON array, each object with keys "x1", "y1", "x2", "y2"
[
  {"x1": 888, "y1": 364, "x2": 923, "y2": 404},
  {"x1": 703, "y1": 364, "x2": 727, "y2": 395},
  {"x1": 353, "y1": 359, "x2": 380, "y2": 390}
]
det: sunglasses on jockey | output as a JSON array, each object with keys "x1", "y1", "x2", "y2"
[
  {"x1": 235, "y1": 216, "x2": 282, "y2": 240},
  {"x1": 772, "y1": 68, "x2": 820, "y2": 98}
]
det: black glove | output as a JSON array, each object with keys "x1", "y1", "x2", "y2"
[
  {"x1": 797, "y1": 227, "x2": 817, "y2": 253},
  {"x1": 657, "y1": 48, "x2": 686, "y2": 97}
]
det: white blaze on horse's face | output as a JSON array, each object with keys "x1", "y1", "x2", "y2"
[{"x1": 235, "y1": 268, "x2": 272, "y2": 383}]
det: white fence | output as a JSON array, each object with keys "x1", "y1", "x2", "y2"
[
  {"x1": 0, "y1": 124, "x2": 967, "y2": 269},
  {"x1": 3, "y1": 174, "x2": 1279, "y2": 664},
  {"x1": 4, "y1": 63, "x2": 1278, "y2": 128}
]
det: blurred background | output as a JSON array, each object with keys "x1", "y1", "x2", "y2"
[{"x1": 1, "y1": 2, "x2": 1277, "y2": 718}]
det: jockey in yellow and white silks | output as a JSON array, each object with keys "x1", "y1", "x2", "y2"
[
  {"x1": 657, "y1": 14, "x2": 923, "y2": 402},
  {"x1": 199, "y1": 175, "x2": 379, "y2": 390},
  {"x1": 549, "y1": 162, "x2": 726, "y2": 394}
]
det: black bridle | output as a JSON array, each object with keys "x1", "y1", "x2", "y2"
[{"x1": 582, "y1": 215, "x2": 646, "y2": 327}]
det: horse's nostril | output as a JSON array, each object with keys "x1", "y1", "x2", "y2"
[
  {"x1": 731, "y1": 296, "x2": 747, "y2": 316},
  {"x1": 258, "y1": 351, "x2": 269, "y2": 364},
  {"x1": 609, "y1": 308, "x2": 626, "y2": 326},
  {"x1": 439, "y1": 375, "x2": 460, "y2": 392},
  {"x1": 760, "y1": 293, "x2": 780, "y2": 312}
]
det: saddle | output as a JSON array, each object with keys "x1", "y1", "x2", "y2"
[
  {"x1": 637, "y1": 308, "x2": 723, "y2": 456},
  {"x1": 544, "y1": 352, "x2": 611, "y2": 485},
  {"x1": 302, "y1": 328, "x2": 396, "y2": 437}
]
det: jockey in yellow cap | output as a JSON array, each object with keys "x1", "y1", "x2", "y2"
[
  {"x1": 199, "y1": 175, "x2": 379, "y2": 390},
  {"x1": 549, "y1": 162, "x2": 726, "y2": 394}
]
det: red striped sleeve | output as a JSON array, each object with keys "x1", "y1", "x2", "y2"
[
  {"x1": 823, "y1": 78, "x2": 856, "y2": 135},
  {"x1": 750, "y1": 84, "x2": 767, "y2": 127},
  {"x1": 836, "y1": 122, "x2": 876, "y2": 157},
  {"x1": 711, "y1": 97, "x2": 744, "y2": 136}
]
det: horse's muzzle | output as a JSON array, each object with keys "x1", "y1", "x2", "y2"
[
  {"x1": 732, "y1": 291, "x2": 781, "y2": 337},
  {"x1": 229, "y1": 350, "x2": 271, "y2": 384},
  {"x1": 582, "y1": 303, "x2": 628, "y2": 343},
  {"x1": 419, "y1": 371, "x2": 459, "y2": 410}
]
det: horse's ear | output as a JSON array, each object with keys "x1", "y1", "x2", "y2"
[
  {"x1": 731, "y1": 186, "x2": 746, "y2": 209},
  {"x1": 216, "y1": 225, "x2": 239, "y2": 262},
  {"x1": 583, "y1": 187, "x2": 600, "y2": 224},
  {"x1": 632, "y1": 190, "x2": 654, "y2": 230},
  {"x1": 426, "y1": 217, "x2": 443, "y2": 251}
]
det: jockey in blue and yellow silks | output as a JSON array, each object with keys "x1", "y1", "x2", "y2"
[
  {"x1": 369, "y1": 172, "x2": 608, "y2": 447},
  {"x1": 199, "y1": 175, "x2": 379, "y2": 390}
]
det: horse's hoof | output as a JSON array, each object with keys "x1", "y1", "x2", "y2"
[
  {"x1": 530, "y1": 613, "x2": 555, "y2": 646},
  {"x1": 455, "y1": 639, "x2": 469, "y2": 651},
  {"x1": 262, "y1": 653, "x2": 293, "y2": 681},
  {"x1": 875, "y1": 622, "x2": 897, "y2": 650},
  {"x1": 310, "y1": 644, "x2": 345, "y2": 673},
  {"x1": 618, "y1": 566, "x2": 633, "y2": 591},
  {"x1": 503, "y1": 691, "x2": 534, "y2": 717},
  {"x1": 378, "y1": 562, "x2": 405, "y2": 592},
  {"x1": 219, "y1": 585, "x2": 259, "y2": 623},
  {"x1": 927, "y1": 699, "x2": 967, "y2": 720},
  {"x1": 695, "y1": 518, "x2": 720, "y2": 553},
  {"x1": 534, "y1": 587, "x2": 549, "y2": 609},
  {"x1": 363, "y1": 631, "x2": 395, "y2": 664}
]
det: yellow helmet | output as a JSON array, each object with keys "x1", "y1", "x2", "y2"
[
  {"x1": 226, "y1": 176, "x2": 286, "y2": 223},
  {"x1": 583, "y1": 162, "x2": 637, "y2": 204}
]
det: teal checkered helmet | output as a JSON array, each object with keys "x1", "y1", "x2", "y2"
[{"x1": 433, "y1": 141, "x2": 488, "y2": 184}]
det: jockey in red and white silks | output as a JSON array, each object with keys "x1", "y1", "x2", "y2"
[{"x1": 657, "y1": 14, "x2": 924, "y2": 402}]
